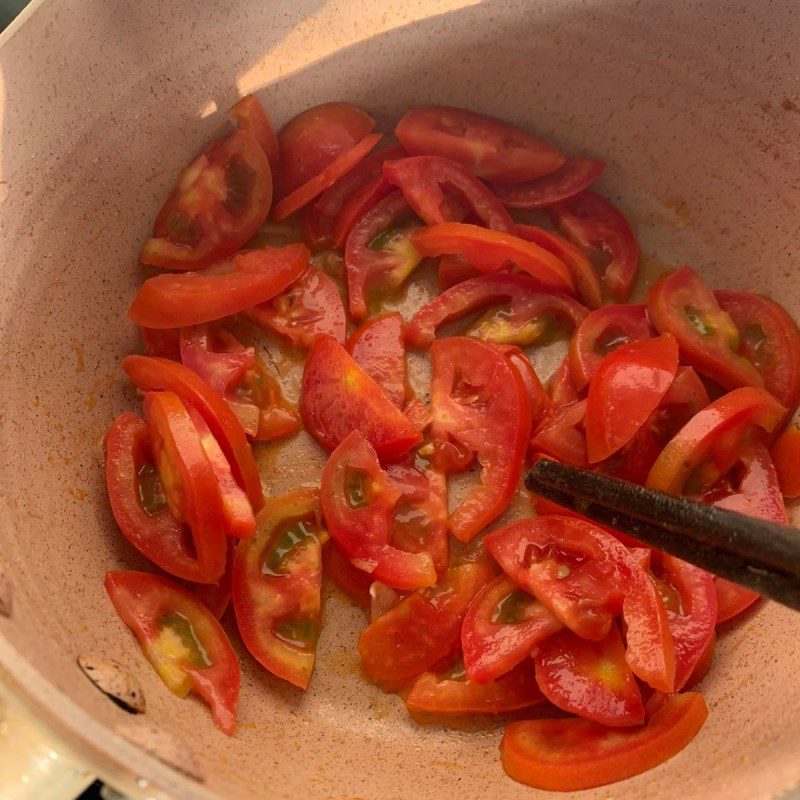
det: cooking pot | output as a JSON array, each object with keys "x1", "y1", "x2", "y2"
[{"x1": 0, "y1": 0, "x2": 798, "y2": 798}]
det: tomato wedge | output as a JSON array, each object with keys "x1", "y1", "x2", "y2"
[
  {"x1": 429, "y1": 337, "x2": 531, "y2": 541},
  {"x1": 106, "y1": 571, "x2": 240, "y2": 734},
  {"x1": 405, "y1": 273, "x2": 587, "y2": 349},
  {"x1": 302, "y1": 335, "x2": 421, "y2": 461},
  {"x1": 461, "y1": 576, "x2": 562, "y2": 684},
  {"x1": 494, "y1": 345, "x2": 553, "y2": 430},
  {"x1": 245, "y1": 264, "x2": 346, "y2": 347},
  {"x1": 412, "y1": 223, "x2": 575, "y2": 294},
  {"x1": 493, "y1": 157, "x2": 606, "y2": 209},
  {"x1": 383, "y1": 155, "x2": 514, "y2": 231},
  {"x1": 530, "y1": 400, "x2": 588, "y2": 467},
  {"x1": 142, "y1": 130, "x2": 272, "y2": 270},
  {"x1": 647, "y1": 267, "x2": 764, "y2": 390},
  {"x1": 771, "y1": 423, "x2": 800, "y2": 498},
  {"x1": 347, "y1": 313, "x2": 408, "y2": 408},
  {"x1": 534, "y1": 624, "x2": 645, "y2": 727},
  {"x1": 122, "y1": 355, "x2": 263, "y2": 511},
  {"x1": 501, "y1": 692, "x2": 708, "y2": 791},
  {"x1": 323, "y1": 540, "x2": 373, "y2": 607},
  {"x1": 550, "y1": 190, "x2": 639, "y2": 302},
  {"x1": 228, "y1": 94, "x2": 279, "y2": 170},
  {"x1": 130, "y1": 245, "x2": 309, "y2": 329},
  {"x1": 232, "y1": 489, "x2": 324, "y2": 689},
  {"x1": 395, "y1": 107, "x2": 564, "y2": 183},
  {"x1": 548, "y1": 358, "x2": 580, "y2": 409},
  {"x1": 192, "y1": 540, "x2": 236, "y2": 619},
  {"x1": 358, "y1": 557, "x2": 494, "y2": 691},
  {"x1": 585, "y1": 335, "x2": 679, "y2": 463},
  {"x1": 405, "y1": 660, "x2": 545, "y2": 715},
  {"x1": 141, "y1": 327, "x2": 181, "y2": 360}
]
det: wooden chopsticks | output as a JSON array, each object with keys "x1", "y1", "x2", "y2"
[{"x1": 525, "y1": 458, "x2": 800, "y2": 612}]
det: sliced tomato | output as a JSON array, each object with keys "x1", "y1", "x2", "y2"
[
  {"x1": 301, "y1": 336, "x2": 421, "y2": 461},
  {"x1": 383, "y1": 155, "x2": 514, "y2": 231},
  {"x1": 347, "y1": 313, "x2": 408, "y2": 408},
  {"x1": 405, "y1": 659, "x2": 545, "y2": 715},
  {"x1": 344, "y1": 190, "x2": 424, "y2": 321},
  {"x1": 429, "y1": 337, "x2": 531, "y2": 541},
  {"x1": 461, "y1": 575, "x2": 562, "y2": 684},
  {"x1": 771, "y1": 423, "x2": 800, "y2": 498},
  {"x1": 192, "y1": 540, "x2": 235, "y2": 619},
  {"x1": 130, "y1": 244, "x2": 308, "y2": 329},
  {"x1": 323, "y1": 540, "x2": 373, "y2": 607},
  {"x1": 534, "y1": 624, "x2": 645, "y2": 727},
  {"x1": 530, "y1": 400, "x2": 587, "y2": 467},
  {"x1": 412, "y1": 223, "x2": 575, "y2": 294},
  {"x1": 569, "y1": 304, "x2": 654, "y2": 390},
  {"x1": 585, "y1": 335, "x2": 679, "y2": 463},
  {"x1": 493, "y1": 157, "x2": 606, "y2": 209},
  {"x1": 357, "y1": 558, "x2": 494, "y2": 691},
  {"x1": 228, "y1": 94, "x2": 279, "y2": 170},
  {"x1": 646, "y1": 387, "x2": 785, "y2": 495},
  {"x1": 405, "y1": 273, "x2": 587, "y2": 349},
  {"x1": 437, "y1": 255, "x2": 483, "y2": 289},
  {"x1": 142, "y1": 130, "x2": 272, "y2": 270},
  {"x1": 494, "y1": 345, "x2": 553, "y2": 430},
  {"x1": 550, "y1": 190, "x2": 639, "y2": 302},
  {"x1": 548, "y1": 358, "x2": 580, "y2": 409},
  {"x1": 232, "y1": 489, "x2": 324, "y2": 689},
  {"x1": 105, "y1": 571, "x2": 240, "y2": 733},
  {"x1": 715, "y1": 289, "x2": 800, "y2": 414},
  {"x1": 501, "y1": 692, "x2": 708, "y2": 791},
  {"x1": 395, "y1": 106, "x2": 564, "y2": 183},
  {"x1": 122, "y1": 355, "x2": 264, "y2": 511},
  {"x1": 141, "y1": 327, "x2": 181, "y2": 360},
  {"x1": 647, "y1": 267, "x2": 764, "y2": 390}
]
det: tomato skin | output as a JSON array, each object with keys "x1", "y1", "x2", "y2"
[
  {"x1": 301, "y1": 336, "x2": 422, "y2": 462},
  {"x1": 347, "y1": 313, "x2": 408, "y2": 408},
  {"x1": 192, "y1": 540, "x2": 235, "y2": 619},
  {"x1": 130, "y1": 245, "x2": 309, "y2": 329},
  {"x1": 383, "y1": 155, "x2": 514, "y2": 231},
  {"x1": 569, "y1": 304, "x2": 654, "y2": 390},
  {"x1": 493, "y1": 157, "x2": 606, "y2": 209},
  {"x1": 500, "y1": 692, "x2": 708, "y2": 791},
  {"x1": 550, "y1": 190, "x2": 639, "y2": 303},
  {"x1": 142, "y1": 130, "x2": 273, "y2": 271},
  {"x1": 715, "y1": 289, "x2": 800, "y2": 415},
  {"x1": 461, "y1": 576, "x2": 562, "y2": 684},
  {"x1": 105, "y1": 571, "x2": 240, "y2": 734},
  {"x1": 531, "y1": 399, "x2": 588, "y2": 467},
  {"x1": 405, "y1": 660, "x2": 545, "y2": 715},
  {"x1": 405, "y1": 272, "x2": 587, "y2": 349},
  {"x1": 358, "y1": 558, "x2": 494, "y2": 691},
  {"x1": 228, "y1": 94, "x2": 280, "y2": 170},
  {"x1": 771, "y1": 423, "x2": 800, "y2": 498},
  {"x1": 430, "y1": 337, "x2": 531, "y2": 541},
  {"x1": 323, "y1": 540, "x2": 373, "y2": 607},
  {"x1": 534, "y1": 624, "x2": 645, "y2": 727},
  {"x1": 585, "y1": 335, "x2": 679, "y2": 463},
  {"x1": 412, "y1": 223, "x2": 575, "y2": 294},
  {"x1": 245, "y1": 265, "x2": 347, "y2": 348},
  {"x1": 494, "y1": 345, "x2": 553, "y2": 430},
  {"x1": 548, "y1": 358, "x2": 581, "y2": 409},
  {"x1": 395, "y1": 106, "x2": 564, "y2": 183},
  {"x1": 647, "y1": 267, "x2": 764, "y2": 390}
]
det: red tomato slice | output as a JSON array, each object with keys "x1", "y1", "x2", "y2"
[
  {"x1": 501, "y1": 692, "x2": 708, "y2": 791},
  {"x1": 142, "y1": 130, "x2": 272, "y2": 270},
  {"x1": 105, "y1": 571, "x2": 240, "y2": 733},
  {"x1": 122, "y1": 355, "x2": 264, "y2": 511},
  {"x1": 411, "y1": 223, "x2": 575, "y2": 294},
  {"x1": 142, "y1": 391, "x2": 227, "y2": 581},
  {"x1": 323, "y1": 540, "x2": 373, "y2": 607},
  {"x1": 585, "y1": 335, "x2": 680, "y2": 463},
  {"x1": 534, "y1": 624, "x2": 645, "y2": 727},
  {"x1": 715, "y1": 289, "x2": 800, "y2": 414},
  {"x1": 130, "y1": 245, "x2": 309, "y2": 329},
  {"x1": 771, "y1": 423, "x2": 800, "y2": 498},
  {"x1": 405, "y1": 272, "x2": 587, "y2": 349},
  {"x1": 232, "y1": 489, "x2": 324, "y2": 689},
  {"x1": 493, "y1": 157, "x2": 606, "y2": 209},
  {"x1": 382, "y1": 155, "x2": 514, "y2": 231},
  {"x1": 141, "y1": 327, "x2": 181, "y2": 360},
  {"x1": 516, "y1": 224, "x2": 603, "y2": 309},
  {"x1": 429, "y1": 337, "x2": 531, "y2": 541},
  {"x1": 302, "y1": 336, "x2": 422, "y2": 461},
  {"x1": 437, "y1": 255, "x2": 483, "y2": 289},
  {"x1": 646, "y1": 387, "x2": 785, "y2": 495},
  {"x1": 191, "y1": 540, "x2": 235, "y2": 619},
  {"x1": 228, "y1": 94, "x2": 280, "y2": 170},
  {"x1": 550, "y1": 190, "x2": 639, "y2": 302},
  {"x1": 357, "y1": 558, "x2": 494, "y2": 691},
  {"x1": 530, "y1": 400, "x2": 588, "y2": 467},
  {"x1": 320, "y1": 431, "x2": 436, "y2": 589},
  {"x1": 548, "y1": 358, "x2": 581, "y2": 409},
  {"x1": 647, "y1": 267, "x2": 764, "y2": 390},
  {"x1": 276, "y1": 102, "x2": 375, "y2": 197},
  {"x1": 569, "y1": 304, "x2": 654, "y2": 390},
  {"x1": 272, "y1": 132, "x2": 383, "y2": 221},
  {"x1": 105, "y1": 412, "x2": 220, "y2": 582},
  {"x1": 344, "y1": 190, "x2": 424, "y2": 321},
  {"x1": 461, "y1": 575, "x2": 562, "y2": 684},
  {"x1": 347, "y1": 313, "x2": 408, "y2": 408},
  {"x1": 494, "y1": 345, "x2": 553, "y2": 430},
  {"x1": 405, "y1": 659, "x2": 545, "y2": 715},
  {"x1": 395, "y1": 106, "x2": 564, "y2": 183}
]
